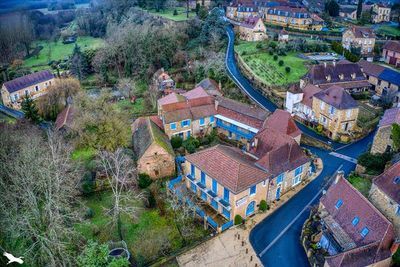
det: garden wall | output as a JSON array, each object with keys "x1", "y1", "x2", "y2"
[{"x1": 234, "y1": 52, "x2": 285, "y2": 108}]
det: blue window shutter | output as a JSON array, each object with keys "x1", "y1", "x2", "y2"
[
  {"x1": 277, "y1": 173, "x2": 284, "y2": 184},
  {"x1": 201, "y1": 171, "x2": 206, "y2": 185},
  {"x1": 191, "y1": 164, "x2": 195, "y2": 177},
  {"x1": 210, "y1": 116, "x2": 214, "y2": 123},
  {"x1": 212, "y1": 179, "x2": 217, "y2": 193},
  {"x1": 224, "y1": 188, "x2": 229, "y2": 202},
  {"x1": 250, "y1": 185, "x2": 256, "y2": 195},
  {"x1": 170, "y1": 123, "x2": 176, "y2": 130},
  {"x1": 200, "y1": 118, "x2": 205, "y2": 125},
  {"x1": 181, "y1": 121, "x2": 184, "y2": 127}
]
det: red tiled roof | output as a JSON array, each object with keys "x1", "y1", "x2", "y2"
[
  {"x1": 250, "y1": 128, "x2": 309, "y2": 176},
  {"x1": 182, "y1": 86, "x2": 210, "y2": 99},
  {"x1": 163, "y1": 104, "x2": 216, "y2": 124},
  {"x1": 301, "y1": 84, "x2": 321, "y2": 108},
  {"x1": 186, "y1": 145, "x2": 272, "y2": 194},
  {"x1": 373, "y1": 162, "x2": 400, "y2": 204},
  {"x1": 55, "y1": 105, "x2": 75, "y2": 131},
  {"x1": 157, "y1": 93, "x2": 186, "y2": 106},
  {"x1": 262, "y1": 109, "x2": 301, "y2": 138},
  {"x1": 150, "y1": 115, "x2": 164, "y2": 130},
  {"x1": 314, "y1": 85, "x2": 358, "y2": 110},
  {"x1": 378, "y1": 107, "x2": 400, "y2": 128},
  {"x1": 216, "y1": 96, "x2": 269, "y2": 129},
  {"x1": 239, "y1": 16, "x2": 263, "y2": 29},
  {"x1": 347, "y1": 26, "x2": 376, "y2": 39},
  {"x1": 383, "y1": 40, "x2": 400, "y2": 54},
  {"x1": 358, "y1": 60, "x2": 385, "y2": 78},
  {"x1": 320, "y1": 175, "x2": 394, "y2": 249}
]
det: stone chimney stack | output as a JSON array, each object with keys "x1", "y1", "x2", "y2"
[
  {"x1": 215, "y1": 99, "x2": 219, "y2": 111},
  {"x1": 334, "y1": 170, "x2": 344, "y2": 184},
  {"x1": 333, "y1": 60, "x2": 336, "y2": 67},
  {"x1": 323, "y1": 62, "x2": 327, "y2": 68}
]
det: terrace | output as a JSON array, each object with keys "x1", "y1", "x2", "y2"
[{"x1": 216, "y1": 117, "x2": 256, "y2": 140}]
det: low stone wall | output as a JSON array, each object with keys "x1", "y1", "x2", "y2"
[{"x1": 234, "y1": 52, "x2": 286, "y2": 108}]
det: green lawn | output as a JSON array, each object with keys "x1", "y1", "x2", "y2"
[
  {"x1": 24, "y1": 36, "x2": 104, "y2": 70},
  {"x1": 0, "y1": 113, "x2": 16, "y2": 124},
  {"x1": 377, "y1": 25, "x2": 400, "y2": 37},
  {"x1": 76, "y1": 190, "x2": 207, "y2": 264},
  {"x1": 146, "y1": 7, "x2": 196, "y2": 21},
  {"x1": 348, "y1": 174, "x2": 372, "y2": 197},
  {"x1": 113, "y1": 98, "x2": 147, "y2": 114},
  {"x1": 235, "y1": 41, "x2": 308, "y2": 86}
]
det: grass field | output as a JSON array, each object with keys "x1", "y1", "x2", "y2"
[
  {"x1": 235, "y1": 41, "x2": 308, "y2": 86},
  {"x1": 348, "y1": 173, "x2": 372, "y2": 197},
  {"x1": 377, "y1": 25, "x2": 400, "y2": 37},
  {"x1": 113, "y1": 98, "x2": 148, "y2": 115},
  {"x1": 146, "y1": 7, "x2": 195, "y2": 21},
  {"x1": 24, "y1": 36, "x2": 104, "y2": 70},
  {"x1": 0, "y1": 113, "x2": 16, "y2": 124},
  {"x1": 76, "y1": 190, "x2": 206, "y2": 264}
]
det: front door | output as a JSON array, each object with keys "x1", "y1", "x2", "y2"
[
  {"x1": 276, "y1": 187, "x2": 281, "y2": 200},
  {"x1": 246, "y1": 201, "x2": 255, "y2": 217}
]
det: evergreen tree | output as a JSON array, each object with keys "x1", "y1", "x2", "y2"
[
  {"x1": 357, "y1": 0, "x2": 363, "y2": 19},
  {"x1": 21, "y1": 95, "x2": 41, "y2": 123},
  {"x1": 325, "y1": 0, "x2": 340, "y2": 17},
  {"x1": 70, "y1": 44, "x2": 88, "y2": 81}
]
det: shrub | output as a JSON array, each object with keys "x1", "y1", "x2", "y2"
[
  {"x1": 393, "y1": 247, "x2": 400, "y2": 266},
  {"x1": 316, "y1": 124, "x2": 324, "y2": 133},
  {"x1": 256, "y1": 42, "x2": 263, "y2": 49},
  {"x1": 81, "y1": 172, "x2": 96, "y2": 195},
  {"x1": 173, "y1": 9, "x2": 178, "y2": 16},
  {"x1": 138, "y1": 173, "x2": 153, "y2": 189},
  {"x1": 84, "y1": 208, "x2": 94, "y2": 219},
  {"x1": 278, "y1": 60, "x2": 284, "y2": 66},
  {"x1": 145, "y1": 189, "x2": 156, "y2": 208},
  {"x1": 358, "y1": 152, "x2": 392, "y2": 174},
  {"x1": 171, "y1": 136, "x2": 183, "y2": 149},
  {"x1": 259, "y1": 200, "x2": 268, "y2": 212},
  {"x1": 183, "y1": 137, "x2": 200, "y2": 153},
  {"x1": 285, "y1": 66, "x2": 291, "y2": 73},
  {"x1": 268, "y1": 50, "x2": 274, "y2": 55},
  {"x1": 273, "y1": 55, "x2": 278, "y2": 61},
  {"x1": 241, "y1": 51, "x2": 247, "y2": 56},
  {"x1": 234, "y1": 214, "x2": 243, "y2": 225}
]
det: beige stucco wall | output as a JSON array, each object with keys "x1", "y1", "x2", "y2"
[
  {"x1": 312, "y1": 97, "x2": 359, "y2": 139},
  {"x1": 137, "y1": 143, "x2": 175, "y2": 179},
  {"x1": 383, "y1": 48, "x2": 400, "y2": 66},
  {"x1": 1, "y1": 78, "x2": 55, "y2": 109},
  {"x1": 163, "y1": 116, "x2": 215, "y2": 140},
  {"x1": 237, "y1": 20, "x2": 268, "y2": 42},
  {"x1": 265, "y1": 14, "x2": 322, "y2": 31},
  {"x1": 371, "y1": 126, "x2": 392, "y2": 154}
]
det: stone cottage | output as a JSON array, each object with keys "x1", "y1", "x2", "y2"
[{"x1": 371, "y1": 107, "x2": 400, "y2": 154}]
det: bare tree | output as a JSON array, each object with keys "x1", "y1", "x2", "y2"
[
  {"x1": 98, "y1": 148, "x2": 143, "y2": 240},
  {"x1": 0, "y1": 124, "x2": 82, "y2": 266}
]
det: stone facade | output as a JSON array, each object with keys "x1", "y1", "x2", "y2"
[
  {"x1": 369, "y1": 183, "x2": 400, "y2": 237},
  {"x1": 2, "y1": 77, "x2": 55, "y2": 109},
  {"x1": 236, "y1": 18, "x2": 268, "y2": 42},
  {"x1": 372, "y1": 4, "x2": 391, "y2": 23},
  {"x1": 137, "y1": 142, "x2": 175, "y2": 179},
  {"x1": 265, "y1": 11, "x2": 323, "y2": 31},
  {"x1": 164, "y1": 116, "x2": 215, "y2": 140},
  {"x1": 371, "y1": 125, "x2": 393, "y2": 154},
  {"x1": 312, "y1": 97, "x2": 359, "y2": 140},
  {"x1": 342, "y1": 28, "x2": 375, "y2": 55}
]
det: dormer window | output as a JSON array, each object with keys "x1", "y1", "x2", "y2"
[
  {"x1": 352, "y1": 216, "x2": 359, "y2": 226},
  {"x1": 339, "y1": 74, "x2": 344, "y2": 80},
  {"x1": 351, "y1": 73, "x2": 356, "y2": 80},
  {"x1": 360, "y1": 227, "x2": 369, "y2": 237},
  {"x1": 326, "y1": 75, "x2": 331, "y2": 82},
  {"x1": 335, "y1": 199, "x2": 343, "y2": 209}
]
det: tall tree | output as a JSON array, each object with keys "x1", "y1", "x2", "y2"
[
  {"x1": 0, "y1": 125, "x2": 82, "y2": 266},
  {"x1": 21, "y1": 95, "x2": 41, "y2": 123},
  {"x1": 70, "y1": 44, "x2": 88, "y2": 81},
  {"x1": 325, "y1": 0, "x2": 340, "y2": 17},
  {"x1": 357, "y1": 0, "x2": 363, "y2": 19}
]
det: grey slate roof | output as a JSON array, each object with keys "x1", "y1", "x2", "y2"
[
  {"x1": 314, "y1": 85, "x2": 358, "y2": 110},
  {"x1": 2, "y1": 70, "x2": 54, "y2": 93}
]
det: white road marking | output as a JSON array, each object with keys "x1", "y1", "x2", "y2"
[
  {"x1": 258, "y1": 165, "x2": 343, "y2": 257},
  {"x1": 329, "y1": 152, "x2": 357, "y2": 164}
]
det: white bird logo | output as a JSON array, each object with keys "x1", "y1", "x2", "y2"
[{"x1": 3, "y1": 252, "x2": 24, "y2": 265}]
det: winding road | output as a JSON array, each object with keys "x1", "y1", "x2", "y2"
[{"x1": 224, "y1": 25, "x2": 375, "y2": 267}]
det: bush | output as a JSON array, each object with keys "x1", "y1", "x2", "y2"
[
  {"x1": 81, "y1": 172, "x2": 96, "y2": 195},
  {"x1": 138, "y1": 173, "x2": 153, "y2": 189},
  {"x1": 256, "y1": 42, "x2": 263, "y2": 49},
  {"x1": 84, "y1": 208, "x2": 94, "y2": 219},
  {"x1": 268, "y1": 50, "x2": 274, "y2": 55},
  {"x1": 273, "y1": 55, "x2": 278, "y2": 61},
  {"x1": 259, "y1": 200, "x2": 268, "y2": 212},
  {"x1": 393, "y1": 247, "x2": 400, "y2": 266},
  {"x1": 358, "y1": 152, "x2": 392, "y2": 174},
  {"x1": 145, "y1": 189, "x2": 156, "y2": 208},
  {"x1": 285, "y1": 66, "x2": 291, "y2": 73},
  {"x1": 241, "y1": 51, "x2": 247, "y2": 56},
  {"x1": 183, "y1": 137, "x2": 200, "y2": 153},
  {"x1": 316, "y1": 124, "x2": 324, "y2": 133},
  {"x1": 234, "y1": 214, "x2": 243, "y2": 225},
  {"x1": 173, "y1": 9, "x2": 178, "y2": 16},
  {"x1": 171, "y1": 136, "x2": 183, "y2": 149},
  {"x1": 278, "y1": 60, "x2": 284, "y2": 66}
]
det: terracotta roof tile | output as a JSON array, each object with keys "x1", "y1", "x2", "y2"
[
  {"x1": 383, "y1": 40, "x2": 400, "y2": 53},
  {"x1": 301, "y1": 84, "x2": 321, "y2": 108},
  {"x1": 358, "y1": 60, "x2": 385, "y2": 77},
  {"x1": 320, "y1": 176, "x2": 394, "y2": 249},
  {"x1": 55, "y1": 105, "x2": 75, "y2": 131},
  {"x1": 378, "y1": 107, "x2": 400, "y2": 128},
  {"x1": 185, "y1": 145, "x2": 271, "y2": 194},
  {"x1": 262, "y1": 109, "x2": 301, "y2": 138}
]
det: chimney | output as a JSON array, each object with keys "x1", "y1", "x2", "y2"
[
  {"x1": 326, "y1": 75, "x2": 331, "y2": 82},
  {"x1": 334, "y1": 171, "x2": 344, "y2": 184},
  {"x1": 215, "y1": 99, "x2": 219, "y2": 111},
  {"x1": 323, "y1": 62, "x2": 327, "y2": 68},
  {"x1": 333, "y1": 60, "x2": 336, "y2": 67},
  {"x1": 253, "y1": 137, "x2": 259, "y2": 149},
  {"x1": 218, "y1": 80, "x2": 222, "y2": 92}
]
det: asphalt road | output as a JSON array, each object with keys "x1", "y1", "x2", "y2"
[{"x1": 224, "y1": 26, "x2": 376, "y2": 266}]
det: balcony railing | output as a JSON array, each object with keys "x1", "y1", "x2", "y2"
[{"x1": 216, "y1": 120, "x2": 255, "y2": 140}]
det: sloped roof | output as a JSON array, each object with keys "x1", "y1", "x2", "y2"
[
  {"x1": 3, "y1": 70, "x2": 54, "y2": 93},
  {"x1": 55, "y1": 105, "x2": 75, "y2": 131},
  {"x1": 347, "y1": 26, "x2": 376, "y2": 38},
  {"x1": 383, "y1": 40, "x2": 400, "y2": 53},
  {"x1": 239, "y1": 16, "x2": 263, "y2": 29},
  {"x1": 185, "y1": 145, "x2": 271, "y2": 194},
  {"x1": 378, "y1": 107, "x2": 400, "y2": 128},
  {"x1": 358, "y1": 60, "x2": 385, "y2": 78},
  {"x1": 306, "y1": 61, "x2": 366, "y2": 85},
  {"x1": 196, "y1": 78, "x2": 221, "y2": 96},
  {"x1": 132, "y1": 117, "x2": 174, "y2": 159},
  {"x1": 157, "y1": 92, "x2": 186, "y2": 106},
  {"x1": 378, "y1": 69, "x2": 400, "y2": 87},
  {"x1": 249, "y1": 128, "x2": 309, "y2": 176},
  {"x1": 320, "y1": 176, "x2": 394, "y2": 250},
  {"x1": 301, "y1": 84, "x2": 321, "y2": 108},
  {"x1": 373, "y1": 162, "x2": 400, "y2": 204},
  {"x1": 262, "y1": 109, "x2": 301, "y2": 138},
  {"x1": 314, "y1": 85, "x2": 358, "y2": 110},
  {"x1": 182, "y1": 86, "x2": 210, "y2": 99}
]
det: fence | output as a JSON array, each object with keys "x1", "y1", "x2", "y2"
[{"x1": 207, "y1": 217, "x2": 218, "y2": 229}]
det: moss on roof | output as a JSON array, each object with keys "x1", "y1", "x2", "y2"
[{"x1": 149, "y1": 119, "x2": 175, "y2": 156}]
